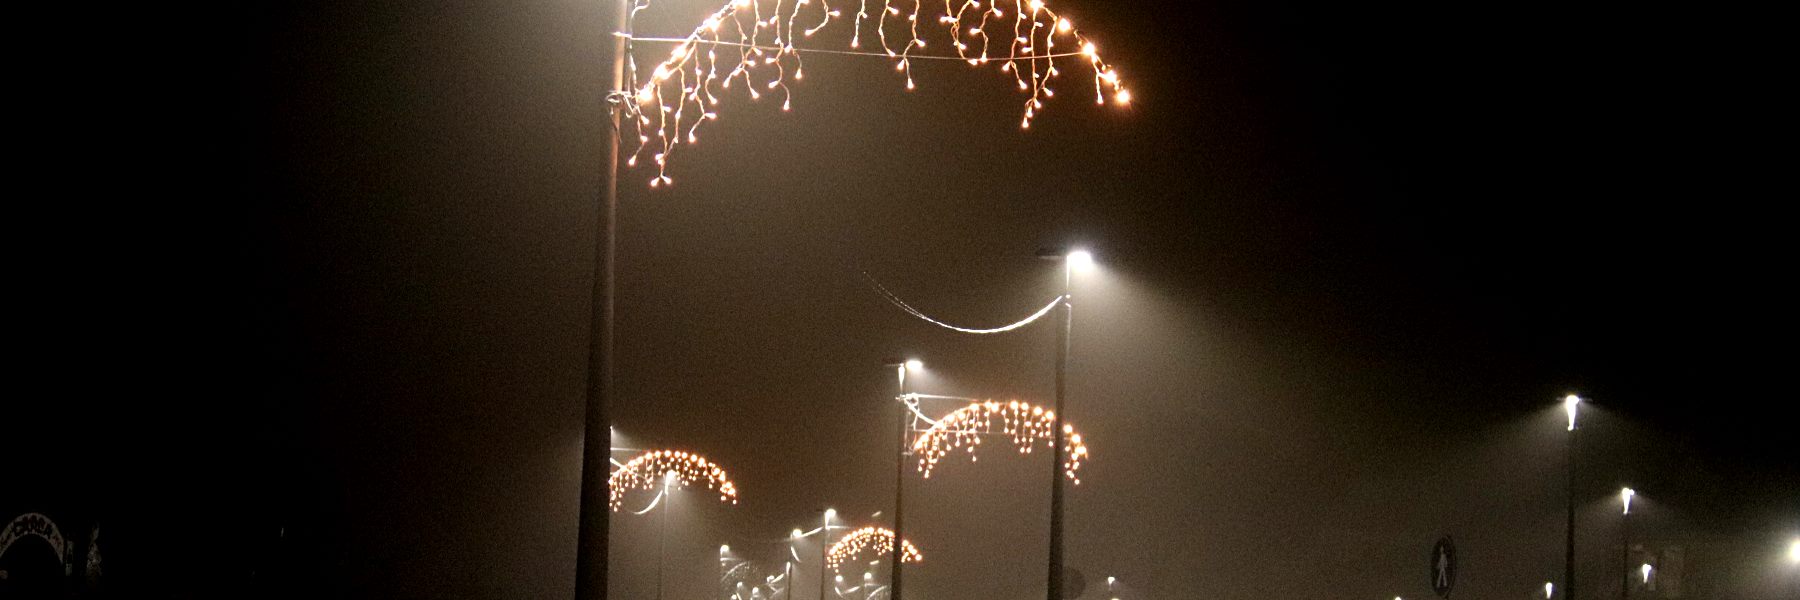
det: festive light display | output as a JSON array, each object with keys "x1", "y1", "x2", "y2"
[
  {"x1": 608, "y1": 449, "x2": 740, "y2": 511},
  {"x1": 616, "y1": 0, "x2": 1131, "y2": 186},
  {"x1": 825, "y1": 526, "x2": 923, "y2": 571},
  {"x1": 912, "y1": 399, "x2": 1089, "y2": 483}
]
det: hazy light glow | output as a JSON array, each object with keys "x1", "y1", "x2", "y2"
[
  {"x1": 1563, "y1": 394, "x2": 1581, "y2": 431},
  {"x1": 1544, "y1": 582, "x2": 1554, "y2": 598},
  {"x1": 1640, "y1": 563, "x2": 1652, "y2": 583},
  {"x1": 721, "y1": 544, "x2": 731, "y2": 554},
  {"x1": 1787, "y1": 538, "x2": 1799, "y2": 563},
  {"x1": 1621, "y1": 487, "x2": 1635, "y2": 515},
  {"x1": 618, "y1": 0, "x2": 1130, "y2": 186},
  {"x1": 905, "y1": 359, "x2": 924, "y2": 372},
  {"x1": 608, "y1": 449, "x2": 739, "y2": 511}
]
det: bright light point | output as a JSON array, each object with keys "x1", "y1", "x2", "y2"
[
  {"x1": 825, "y1": 508, "x2": 837, "y2": 519},
  {"x1": 835, "y1": 575, "x2": 844, "y2": 582},
  {"x1": 1564, "y1": 394, "x2": 1581, "y2": 430},
  {"x1": 1082, "y1": 42, "x2": 1097, "y2": 56},
  {"x1": 1029, "y1": 0, "x2": 1045, "y2": 9},
  {"x1": 1545, "y1": 582, "x2": 1554, "y2": 598},
  {"x1": 792, "y1": 529, "x2": 804, "y2": 538},
  {"x1": 1621, "y1": 487, "x2": 1635, "y2": 514},
  {"x1": 1058, "y1": 18, "x2": 1072, "y2": 32},
  {"x1": 1640, "y1": 563, "x2": 1652, "y2": 582},
  {"x1": 905, "y1": 359, "x2": 924, "y2": 372},
  {"x1": 1068, "y1": 249, "x2": 1095, "y2": 271},
  {"x1": 1787, "y1": 538, "x2": 1799, "y2": 563},
  {"x1": 1114, "y1": 89, "x2": 1131, "y2": 105},
  {"x1": 720, "y1": 545, "x2": 731, "y2": 554}
]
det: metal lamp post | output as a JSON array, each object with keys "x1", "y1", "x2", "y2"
[
  {"x1": 881, "y1": 358, "x2": 921, "y2": 600},
  {"x1": 1036, "y1": 247, "x2": 1090, "y2": 600},
  {"x1": 1563, "y1": 394, "x2": 1582, "y2": 600},
  {"x1": 818, "y1": 509, "x2": 836, "y2": 600}
]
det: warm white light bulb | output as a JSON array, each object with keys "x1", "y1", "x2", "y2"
[
  {"x1": 1563, "y1": 394, "x2": 1581, "y2": 431},
  {"x1": 1545, "y1": 582, "x2": 1555, "y2": 598},
  {"x1": 1621, "y1": 487, "x2": 1635, "y2": 514},
  {"x1": 792, "y1": 529, "x2": 804, "y2": 539},
  {"x1": 1640, "y1": 563, "x2": 1652, "y2": 583},
  {"x1": 1787, "y1": 538, "x2": 1799, "y2": 563},
  {"x1": 905, "y1": 359, "x2": 924, "y2": 372}
]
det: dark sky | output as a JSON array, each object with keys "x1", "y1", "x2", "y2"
[{"x1": 10, "y1": 1, "x2": 1793, "y2": 599}]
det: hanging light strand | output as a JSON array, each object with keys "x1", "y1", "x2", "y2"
[
  {"x1": 608, "y1": 449, "x2": 741, "y2": 511},
  {"x1": 911, "y1": 399, "x2": 1089, "y2": 483},
  {"x1": 825, "y1": 526, "x2": 924, "y2": 571},
  {"x1": 618, "y1": 0, "x2": 1130, "y2": 187},
  {"x1": 864, "y1": 272, "x2": 1064, "y2": 334}
]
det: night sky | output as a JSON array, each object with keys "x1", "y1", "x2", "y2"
[{"x1": 9, "y1": 1, "x2": 1793, "y2": 599}]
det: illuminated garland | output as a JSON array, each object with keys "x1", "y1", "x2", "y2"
[
  {"x1": 619, "y1": 0, "x2": 1131, "y2": 186},
  {"x1": 912, "y1": 400, "x2": 1089, "y2": 483},
  {"x1": 608, "y1": 449, "x2": 740, "y2": 511},
  {"x1": 825, "y1": 526, "x2": 923, "y2": 571}
]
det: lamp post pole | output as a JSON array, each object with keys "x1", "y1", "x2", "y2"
[
  {"x1": 889, "y1": 361, "x2": 913, "y2": 600},
  {"x1": 1620, "y1": 488, "x2": 1635, "y2": 600},
  {"x1": 575, "y1": 1, "x2": 629, "y2": 599},
  {"x1": 1563, "y1": 395, "x2": 1581, "y2": 600},
  {"x1": 1039, "y1": 249, "x2": 1081, "y2": 600},
  {"x1": 819, "y1": 509, "x2": 835, "y2": 600}
]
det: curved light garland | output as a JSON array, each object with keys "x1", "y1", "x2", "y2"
[
  {"x1": 826, "y1": 526, "x2": 923, "y2": 571},
  {"x1": 608, "y1": 449, "x2": 740, "y2": 511},
  {"x1": 620, "y1": 0, "x2": 1131, "y2": 186},
  {"x1": 912, "y1": 399, "x2": 1089, "y2": 483}
]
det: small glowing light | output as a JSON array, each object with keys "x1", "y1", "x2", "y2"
[
  {"x1": 835, "y1": 575, "x2": 844, "y2": 583},
  {"x1": 1563, "y1": 394, "x2": 1581, "y2": 431},
  {"x1": 1640, "y1": 563, "x2": 1652, "y2": 583},
  {"x1": 720, "y1": 544, "x2": 731, "y2": 554},
  {"x1": 1787, "y1": 538, "x2": 1799, "y2": 563},
  {"x1": 1058, "y1": 18, "x2": 1072, "y2": 32},
  {"x1": 1029, "y1": 0, "x2": 1045, "y2": 10},
  {"x1": 1621, "y1": 487, "x2": 1635, "y2": 515},
  {"x1": 825, "y1": 508, "x2": 837, "y2": 519},
  {"x1": 905, "y1": 359, "x2": 924, "y2": 372},
  {"x1": 1544, "y1": 582, "x2": 1554, "y2": 598},
  {"x1": 1114, "y1": 89, "x2": 1131, "y2": 105},
  {"x1": 825, "y1": 527, "x2": 922, "y2": 571},
  {"x1": 792, "y1": 529, "x2": 804, "y2": 539},
  {"x1": 1082, "y1": 42, "x2": 1097, "y2": 57}
]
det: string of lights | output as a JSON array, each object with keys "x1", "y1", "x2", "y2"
[
  {"x1": 607, "y1": 449, "x2": 741, "y2": 511},
  {"x1": 825, "y1": 526, "x2": 923, "y2": 571},
  {"x1": 866, "y1": 273, "x2": 1065, "y2": 334},
  {"x1": 912, "y1": 399, "x2": 1089, "y2": 483},
  {"x1": 616, "y1": 0, "x2": 1131, "y2": 186}
]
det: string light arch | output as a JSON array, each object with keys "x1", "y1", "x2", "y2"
[
  {"x1": 608, "y1": 449, "x2": 741, "y2": 511},
  {"x1": 826, "y1": 526, "x2": 923, "y2": 572},
  {"x1": 615, "y1": 0, "x2": 1132, "y2": 186},
  {"x1": 912, "y1": 399, "x2": 1089, "y2": 483}
]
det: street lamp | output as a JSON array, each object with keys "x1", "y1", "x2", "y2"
[
  {"x1": 1620, "y1": 487, "x2": 1635, "y2": 600},
  {"x1": 880, "y1": 357, "x2": 922, "y2": 600},
  {"x1": 1789, "y1": 538, "x2": 1800, "y2": 564},
  {"x1": 819, "y1": 508, "x2": 837, "y2": 600},
  {"x1": 1545, "y1": 581, "x2": 1555, "y2": 598},
  {"x1": 1562, "y1": 394, "x2": 1583, "y2": 600},
  {"x1": 1036, "y1": 246, "x2": 1091, "y2": 600}
]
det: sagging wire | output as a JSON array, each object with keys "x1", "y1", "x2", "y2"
[{"x1": 865, "y1": 272, "x2": 1063, "y2": 334}]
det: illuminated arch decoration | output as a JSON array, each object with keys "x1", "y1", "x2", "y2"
[
  {"x1": 619, "y1": 0, "x2": 1132, "y2": 186},
  {"x1": 826, "y1": 526, "x2": 922, "y2": 572},
  {"x1": 608, "y1": 449, "x2": 740, "y2": 511},
  {"x1": 0, "y1": 513, "x2": 68, "y2": 567},
  {"x1": 912, "y1": 399, "x2": 1089, "y2": 483}
]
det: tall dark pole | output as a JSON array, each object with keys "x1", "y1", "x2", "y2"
[
  {"x1": 818, "y1": 511, "x2": 832, "y2": 600},
  {"x1": 1620, "y1": 509, "x2": 1629, "y2": 600},
  {"x1": 1565, "y1": 423, "x2": 1577, "y2": 600},
  {"x1": 658, "y1": 483, "x2": 671, "y2": 600},
  {"x1": 1046, "y1": 258, "x2": 1071, "y2": 600},
  {"x1": 575, "y1": 1, "x2": 629, "y2": 599},
  {"x1": 890, "y1": 364, "x2": 909, "y2": 600}
]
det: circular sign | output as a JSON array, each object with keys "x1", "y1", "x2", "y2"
[{"x1": 1430, "y1": 536, "x2": 1457, "y2": 598}]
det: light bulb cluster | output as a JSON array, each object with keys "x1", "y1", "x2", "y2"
[
  {"x1": 912, "y1": 399, "x2": 1089, "y2": 483},
  {"x1": 608, "y1": 449, "x2": 740, "y2": 511},
  {"x1": 825, "y1": 526, "x2": 923, "y2": 571},
  {"x1": 620, "y1": 0, "x2": 1129, "y2": 187}
]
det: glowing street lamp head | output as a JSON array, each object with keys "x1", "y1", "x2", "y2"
[
  {"x1": 1067, "y1": 249, "x2": 1095, "y2": 272},
  {"x1": 1544, "y1": 582, "x2": 1555, "y2": 598},
  {"x1": 1620, "y1": 487, "x2": 1635, "y2": 514},
  {"x1": 905, "y1": 359, "x2": 924, "y2": 373},
  {"x1": 1640, "y1": 563, "x2": 1652, "y2": 582},
  {"x1": 1563, "y1": 394, "x2": 1582, "y2": 431},
  {"x1": 792, "y1": 529, "x2": 804, "y2": 539},
  {"x1": 720, "y1": 544, "x2": 731, "y2": 555},
  {"x1": 1787, "y1": 538, "x2": 1799, "y2": 564},
  {"x1": 824, "y1": 508, "x2": 837, "y2": 520}
]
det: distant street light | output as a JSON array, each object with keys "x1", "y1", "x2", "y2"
[
  {"x1": 1562, "y1": 394, "x2": 1584, "y2": 600},
  {"x1": 1545, "y1": 581, "x2": 1555, "y2": 598},
  {"x1": 1640, "y1": 563, "x2": 1653, "y2": 584},
  {"x1": 819, "y1": 508, "x2": 837, "y2": 600},
  {"x1": 1789, "y1": 538, "x2": 1800, "y2": 564},
  {"x1": 1620, "y1": 487, "x2": 1636, "y2": 600},
  {"x1": 1036, "y1": 247, "x2": 1093, "y2": 600},
  {"x1": 881, "y1": 357, "x2": 921, "y2": 599}
]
